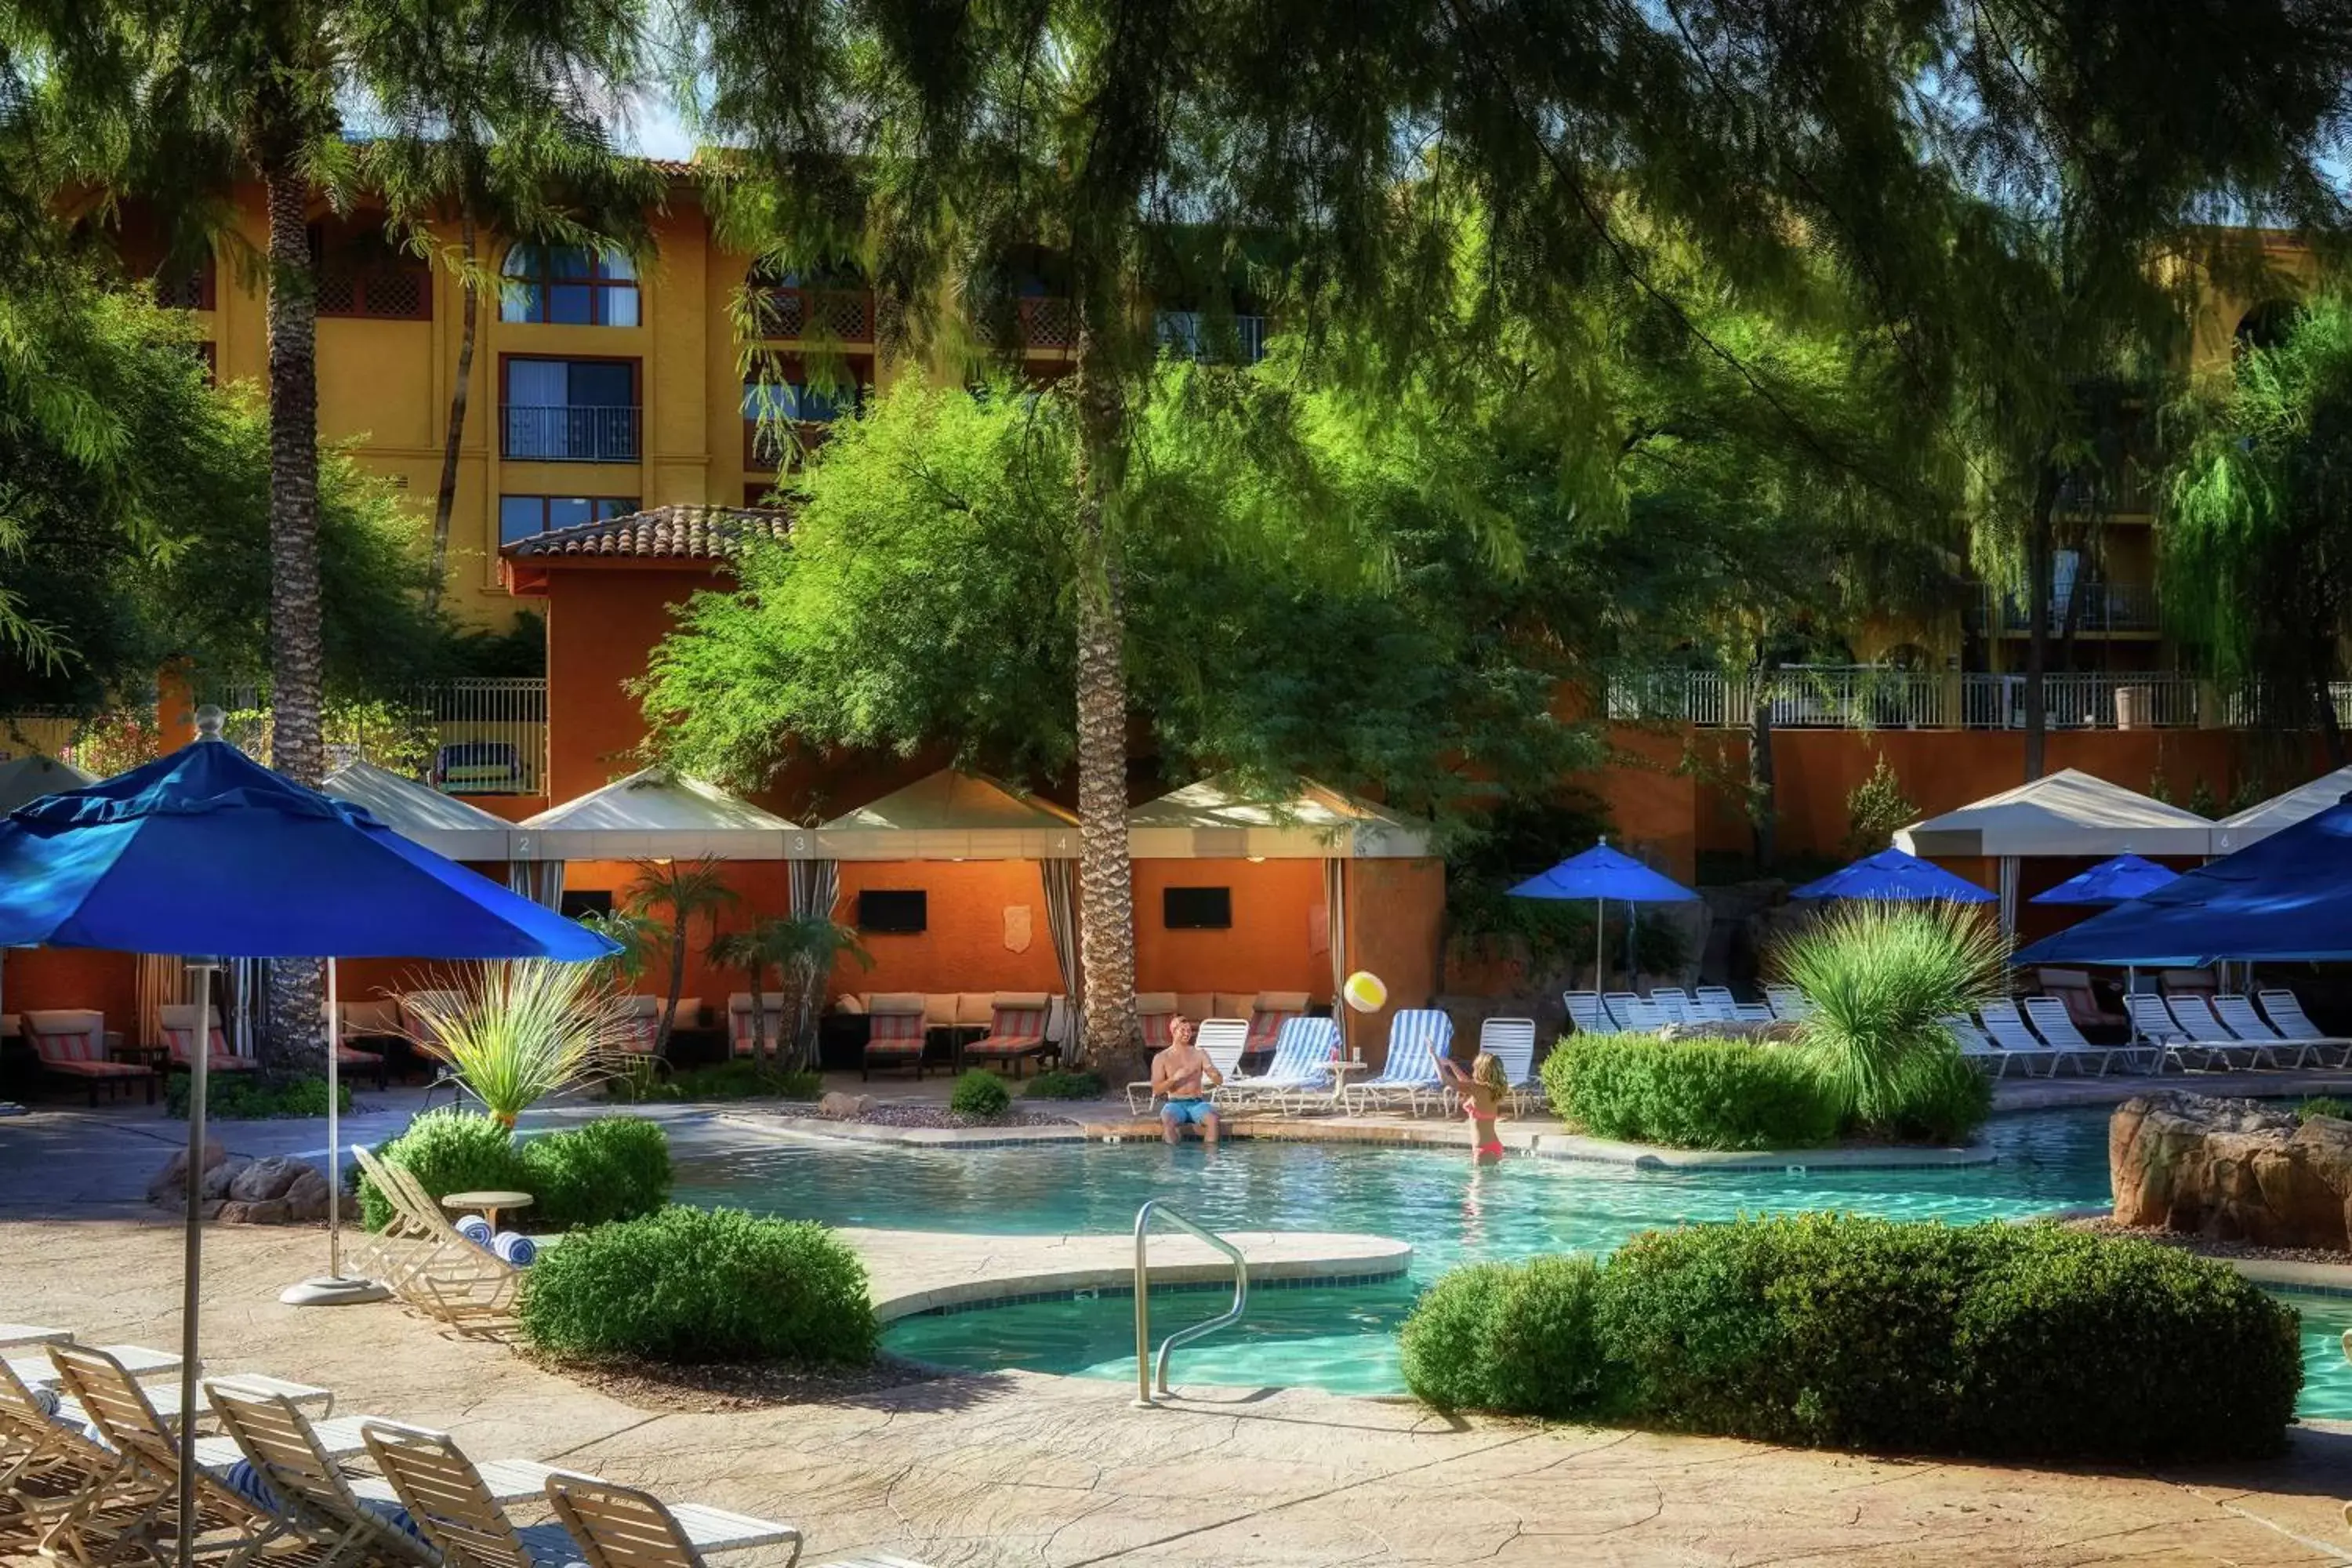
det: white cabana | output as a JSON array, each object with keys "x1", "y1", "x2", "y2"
[
  {"x1": 1125, "y1": 775, "x2": 1432, "y2": 859},
  {"x1": 1894, "y1": 768, "x2": 2215, "y2": 931},
  {"x1": 2213, "y1": 765, "x2": 2352, "y2": 853},
  {"x1": 816, "y1": 769, "x2": 1077, "y2": 861},
  {"x1": 0, "y1": 753, "x2": 93, "y2": 815},
  {"x1": 514, "y1": 767, "x2": 802, "y2": 860},
  {"x1": 321, "y1": 760, "x2": 516, "y2": 862}
]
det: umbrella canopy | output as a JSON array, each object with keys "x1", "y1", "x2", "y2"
[
  {"x1": 2028, "y1": 852, "x2": 2182, "y2": 908},
  {"x1": 0, "y1": 739, "x2": 612, "y2": 959},
  {"x1": 2213, "y1": 765, "x2": 2352, "y2": 852},
  {"x1": 2016, "y1": 794, "x2": 2352, "y2": 966},
  {"x1": 1507, "y1": 842, "x2": 1700, "y2": 903},
  {"x1": 0, "y1": 753, "x2": 94, "y2": 816},
  {"x1": 1790, "y1": 848, "x2": 1997, "y2": 902}
]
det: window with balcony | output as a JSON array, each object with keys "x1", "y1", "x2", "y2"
[
  {"x1": 746, "y1": 261, "x2": 873, "y2": 342},
  {"x1": 499, "y1": 244, "x2": 640, "y2": 326},
  {"x1": 499, "y1": 494, "x2": 640, "y2": 545},
  {"x1": 310, "y1": 217, "x2": 430, "y2": 320},
  {"x1": 500, "y1": 358, "x2": 640, "y2": 463}
]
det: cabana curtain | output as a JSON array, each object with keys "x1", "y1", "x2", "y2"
[
  {"x1": 1324, "y1": 858, "x2": 1348, "y2": 1054},
  {"x1": 1040, "y1": 858, "x2": 1082, "y2": 1040}
]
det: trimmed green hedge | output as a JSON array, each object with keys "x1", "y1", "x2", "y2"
[
  {"x1": 1541, "y1": 1035, "x2": 1838, "y2": 1150},
  {"x1": 518, "y1": 1205, "x2": 877, "y2": 1366},
  {"x1": 357, "y1": 1109, "x2": 670, "y2": 1232},
  {"x1": 1401, "y1": 1214, "x2": 2300, "y2": 1463}
]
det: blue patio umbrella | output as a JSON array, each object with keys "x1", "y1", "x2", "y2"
[
  {"x1": 2028, "y1": 852, "x2": 2181, "y2": 908},
  {"x1": 1790, "y1": 847, "x2": 1998, "y2": 903},
  {"x1": 1508, "y1": 840, "x2": 1699, "y2": 989},
  {"x1": 0, "y1": 714, "x2": 613, "y2": 1566}
]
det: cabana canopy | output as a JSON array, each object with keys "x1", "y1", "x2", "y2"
[
  {"x1": 1126, "y1": 775, "x2": 1432, "y2": 859},
  {"x1": 817, "y1": 769, "x2": 1077, "y2": 860},
  {"x1": 2016, "y1": 797, "x2": 2352, "y2": 967},
  {"x1": 1893, "y1": 768, "x2": 2213, "y2": 858},
  {"x1": 2213, "y1": 766, "x2": 2352, "y2": 853},
  {"x1": 321, "y1": 759, "x2": 515, "y2": 862},
  {"x1": 515, "y1": 766, "x2": 800, "y2": 859},
  {"x1": 0, "y1": 753, "x2": 93, "y2": 815}
]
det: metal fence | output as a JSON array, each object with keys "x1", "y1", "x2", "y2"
[{"x1": 1610, "y1": 667, "x2": 2218, "y2": 731}]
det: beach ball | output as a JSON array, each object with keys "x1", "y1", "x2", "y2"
[{"x1": 1342, "y1": 971, "x2": 1388, "y2": 1013}]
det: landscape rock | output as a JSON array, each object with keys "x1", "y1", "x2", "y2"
[
  {"x1": 144, "y1": 1138, "x2": 230, "y2": 1206},
  {"x1": 2111, "y1": 1092, "x2": 2352, "y2": 1248},
  {"x1": 818, "y1": 1091, "x2": 875, "y2": 1120}
]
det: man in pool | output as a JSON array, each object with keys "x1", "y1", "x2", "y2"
[{"x1": 1151, "y1": 1015, "x2": 1223, "y2": 1146}]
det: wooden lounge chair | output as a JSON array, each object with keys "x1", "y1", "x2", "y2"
[
  {"x1": 205, "y1": 1385, "x2": 439, "y2": 1566},
  {"x1": 159, "y1": 1003, "x2": 259, "y2": 1076},
  {"x1": 22, "y1": 1009, "x2": 152, "y2": 1106},
  {"x1": 544, "y1": 1472, "x2": 802, "y2": 1568},
  {"x1": 859, "y1": 993, "x2": 928, "y2": 1080},
  {"x1": 961, "y1": 993, "x2": 1053, "y2": 1076},
  {"x1": 1341, "y1": 1010, "x2": 1453, "y2": 1116},
  {"x1": 349, "y1": 1145, "x2": 522, "y2": 1336}
]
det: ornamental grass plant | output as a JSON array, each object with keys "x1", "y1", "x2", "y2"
[{"x1": 1774, "y1": 901, "x2": 2007, "y2": 1134}]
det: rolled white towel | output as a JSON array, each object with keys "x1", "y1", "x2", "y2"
[
  {"x1": 456, "y1": 1214, "x2": 494, "y2": 1249},
  {"x1": 492, "y1": 1231, "x2": 536, "y2": 1267}
]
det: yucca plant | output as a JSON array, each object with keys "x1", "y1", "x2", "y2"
[
  {"x1": 404, "y1": 961, "x2": 640, "y2": 1127},
  {"x1": 1773, "y1": 902, "x2": 2009, "y2": 1131}
]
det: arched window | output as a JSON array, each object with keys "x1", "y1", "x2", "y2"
[{"x1": 500, "y1": 245, "x2": 640, "y2": 326}]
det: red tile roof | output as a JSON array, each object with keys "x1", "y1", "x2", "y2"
[{"x1": 503, "y1": 504, "x2": 789, "y2": 561}]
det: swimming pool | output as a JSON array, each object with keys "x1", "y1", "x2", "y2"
[{"x1": 672, "y1": 1109, "x2": 2352, "y2": 1415}]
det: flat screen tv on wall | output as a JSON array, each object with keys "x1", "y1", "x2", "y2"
[
  {"x1": 1163, "y1": 886, "x2": 1233, "y2": 930},
  {"x1": 857, "y1": 889, "x2": 928, "y2": 934}
]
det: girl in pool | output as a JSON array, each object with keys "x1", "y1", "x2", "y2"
[{"x1": 1436, "y1": 1051, "x2": 1510, "y2": 1159}]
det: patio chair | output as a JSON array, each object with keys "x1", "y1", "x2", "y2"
[
  {"x1": 348, "y1": 1145, "x2": 522, "y2": 1335},
  {"x1": 2125, "y1": 993, "x2": 2210, "y2": 1073},
  {"x1": 1126, "y1": 1018, "x2": 1249, "y2": 1116},
  {"x1": 727, "y1": 992, "x2": 789, "y2": 1059},
  {"x1": 21, "y1": 1009, "x2": 151, "y2": 1106},
  {"x1": 1975, "y1": 1000, "x2": 2065, "y2": 1077},
  {"x1": 1562, "y1": 993, "x2": 1617, "y2": 1036},
  {"x1": 1342, "y1": 1010, "x2": 1453, "y2": 1116},
  {"x1": 1940, "y1": 1014, "x2": 2013, "y2": 1078},
  {"x1": 1214, "y1": 1016, "x2": 1343, "y2": 1113},
  {"x1": 1765, "y1": 985, "x2": 1812, "y2": 1022},
  {"x1": 2021, "y1": 996, "x2": 2123, "y2": 1076},
  {"x1": 1243, "y1": 991, "x2": 1311, "y2": 1071},
  {"x1": 962, "y1": 992, "x2": 1053, "y2": 1075},
  {"x1": 205, "y1": 1385, "x2": 440, "y2": 1566},
  {"x1": 2216, "y1": 995, "x2": 2343, "y2": 1069},
  {"x1": 859, "y1": 993, "x2": 927, "y2": 1080},
  {"x1": 2258, "y1": 989, "x2": 2352, "y2": 1068},
  {"x1": 1474, "y1": 1017, "x2": 1541, "y2": 1114},
  {"x1": 2169, "y1": 993, "x2": 2296, "y2": 1069},
  {"x1": 546, "y1": 1472, "x2": 804, "y2": 1568}
]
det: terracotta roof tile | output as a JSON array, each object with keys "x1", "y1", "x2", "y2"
[{"x1": 503, "y1": 504, "x2": 789, "y2": 561}]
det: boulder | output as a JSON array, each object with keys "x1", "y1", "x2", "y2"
[
  {"x1": 228, "y1": 1156, "x2": 311, "y2": 1203},
  {"x1": 817, "y1": 1091, "x2": 873, "y2": 1120},
  {"x1": 2111, "y1": 1092, "x2": 2352, "y2": 1249},
  {"x1": 145, "y1": 1138, "x2": 230, "y2": 1206}
]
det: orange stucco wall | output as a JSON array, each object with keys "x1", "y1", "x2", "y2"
[
  {"x1": 1343, "y1": 858, "x2": 1446, "y2": 1066},
  {"x1": 830, "y1": 860, "x2": 1065, "y2": 996},
  {"x1": 1132, "y1": 858, "x2": 1327, "y2": 998}
]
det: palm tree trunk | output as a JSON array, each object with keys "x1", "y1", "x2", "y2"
[
  {"x1": 2022, "y1": 470, "x2": 2059, "y2": 782},
  {"x1": 1072, "y1": 316, "x2": 1136, "y2": 1069},
  {"x1": 426, "y1": 212, "x2": 479, "y2": 615},
  {"x1": 262, "y1": 162, "x2": 327, "y2": 1073}
]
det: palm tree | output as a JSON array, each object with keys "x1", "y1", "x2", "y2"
[
  {"x1": 14, "y1": 0, "x2": 650, "y2": 1069},
  {"x1": 626, "y1": 858, "x2": 737, "y2": 1057}
]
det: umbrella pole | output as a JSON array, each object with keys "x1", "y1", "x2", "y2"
[
  {"x1": 281, "y1": 956, "x2": 387, "y2": 1307},
  {"x1": 176, "y1": 962, "x2": 210, "y2": 1568}
]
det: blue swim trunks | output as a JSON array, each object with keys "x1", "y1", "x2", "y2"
[{"x1": 1160, "y1": 1097, "x2": 1216, "y2": 1126}]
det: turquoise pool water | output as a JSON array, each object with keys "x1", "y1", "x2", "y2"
[{"x1": 672, "y1": 1110, "x2": 2352, "y2": 1415}]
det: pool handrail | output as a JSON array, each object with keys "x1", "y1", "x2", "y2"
[{"x1": 1131, "y1": 1199, "x2": 1248, "y2": 1408}]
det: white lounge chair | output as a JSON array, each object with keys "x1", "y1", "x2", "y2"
[
  {"x1": 2259, "y1": 989, "x2": 2352, "y2": 1069},
  {"x1": 2022, "y1": 996, "x2": 2122, "y2": 1076},
  {"x1": 1342, "y1": 1010, "x2": 1452, "y2": 1115},
  {"x1": 1473, "y1": 1017, "x2": 1540, "y2": 1114},
  {"x1": 1941, "y1": 1014, "x2": 2013, "y2": 1078},
  {"x1": 2216, "y1": 995, "x2": 2337, "y2": 1068},
  {"x1": 1765, "y1": 984, "x2": 1811, "y2": 1022},
  {"x1": 1215, "y1": 1017, "x2": 1342, "y2": 1113},
  {"x1": 2125, "y1": 993, "x2": 2209, "y2": 1073},
  {"x1": 2169, "y1": 994, "x2": 2294, "y2": 1069},
  {"x1": 1125, "y1": 1018, "x2": 1247, "y2": 1116},
  {"x1": 1976, "y1": 1000, "x2": 2064, "y2": 1077},
  {"x1": 1563, "y1": 993, "x2": 1618, "y2": 1036}
]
